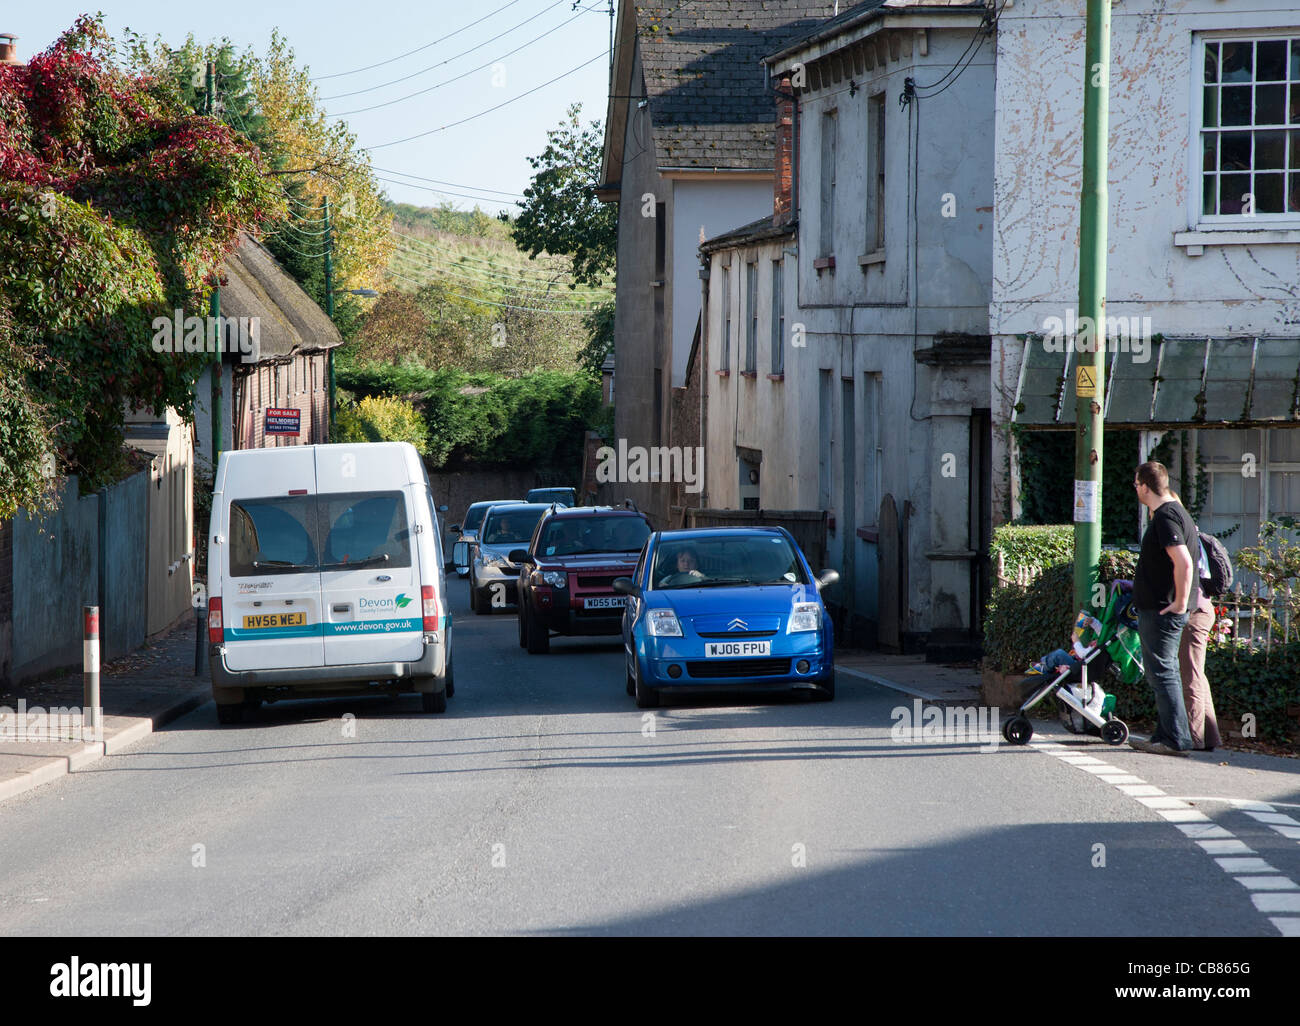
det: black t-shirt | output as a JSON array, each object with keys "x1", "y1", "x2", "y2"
[{"x1": 1134, "y1": 499, "x2": 1201, "y2": 612}]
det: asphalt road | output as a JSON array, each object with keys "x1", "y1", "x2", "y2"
[{"x1": 2, "y1": 577, "x2": 1298, "y2": 936}]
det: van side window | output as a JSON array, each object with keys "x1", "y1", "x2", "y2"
[{"x1": 229, "y1": 497, "x2": 316, "y2": 577}]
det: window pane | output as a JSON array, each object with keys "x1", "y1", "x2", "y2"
[
  {"x1": 1258, "y1": 83, "x2": 1286, "y2": 125},
  {"x1": 1204, "y1": 338, "x2": 1255, "y2": 421},
  {"x1": 1202, "y1": 133, "x2": 1218, "y2": 171},
  {"x1": 320, "y1": 491, "x2": 411, "y2": 568},
  {"x1": 1220, "y1": 173, "x2": 1251, "y2": 213},
  {"x1": 1253, "y1": 339, "x2": 1300, "y2": 419},
  {"x1": 1214, "y1": 472, "x2": 1244, "y2": 515},
  {"x1": 1153, "y1": 339, "x2": 1208, "y2": 421},
  {"x1": 229, "y1": 497, "x2": 317, "y2": 577},
  {"x1": 1259, "y1": 40, "x2": 1288, "y2": 81},
  {"x1": 1255, "y1": 172, "x2": 1286, "y2": 211},
  {"x1": 1202, "y1": 428, "x2": 1251, "y2": 462},
  {"x1": 1205, "y1": 41, "x2": 1219, "y2": 84},
  {"x1": 1204, "y1": 86, "x2": 1219, "y2": 128},
  {"x1": 1204, "y1": 173, "x2": 1218, "y2": 215},
  {"x1": 1269, "y1": 428, "x2": 1300, "y2": 462},
  {"x1": 1222, "y1": 85, "x2": 1252, "y2": 125},
  {"x1": 1269, "y1": 471, "x2": 1300, "y2": 515},
  {"x1": 1293, "y1": 39, "x2": 1300, "y2": 81},
  {"x1": 1221, "y1": 131, "x2": 1251, "y2": 169},
  {"x1": 1257, "y1": 129, "x2": 1287, "y2": 167},
  {"x1": 1222, "y1": 41, "x2": 1253, "y2": 82},
  {"x1": 1292, "y1": 84, "x2": 1300, "y2": 123}
]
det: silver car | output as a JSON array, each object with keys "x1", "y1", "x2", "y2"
[
  {"x1": 449, "y1": 499, "x2": 526, "y2": 577},
  {"x1": 469, "y1": 503, "x2": 549, "y2": 613}
]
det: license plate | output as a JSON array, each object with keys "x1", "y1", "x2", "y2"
[
  {"x1": 584, "y1": 596, "x2": 627, "y2": 609},
  {"x1": 242, "y1": 612, "x2": 307, "y2": 629},
  {"x1": 705, "y1": 640, "x2": 771, "y2": 657}
]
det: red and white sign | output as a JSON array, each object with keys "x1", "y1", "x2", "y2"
[{"x1": 265, "y1": 407, "x2": 301, "y2": 436}]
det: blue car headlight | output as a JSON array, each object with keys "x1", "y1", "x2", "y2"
[
  {"x1": 648, "y1": 609, "x2": 683, "y2": 637},
  {"x1": 787, "y1": 602, "x2": 822, "y2": 633}
]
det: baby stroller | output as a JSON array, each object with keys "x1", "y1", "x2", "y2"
[{"x1": 1000, "y1": 580, "x2": 1144, "y2": 746}]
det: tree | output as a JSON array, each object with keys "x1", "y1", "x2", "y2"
[
  {"x1": 0, "y1": 15, "x2": 280, "y2": 493},
  {"x1": 512, "y1": 104, "x2": 616, "y2": 288}
]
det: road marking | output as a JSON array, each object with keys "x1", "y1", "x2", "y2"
[
  {"x1": 1157, "y1": 809, "x2": 1212, "y2": 824},
  {"x1": 1252, "y1": 893, "x2": 1300, "y2": 912},
  {"x1": 1118, "y1": 784, "x2": 1165, "y2": 797},
  {"x1": 1244, "y1": 811, "x2": 1299, "y2": 826},
  {"x1": 1198, "y1": 839, "x2": 1254, "y2": 855},
  {"x1": 1271, "y1": 917, "x2": 1300, "y2": 937},
  {"x1": 1216, "y1": 857, "x2": 1277, "y2": 873},
  {"x1": 1235, "y1": 876, "x2": 1299, "y2": 890},
  {"x1": 1096, "y1": 774, "x2": 1145, "y2": 784},
  {"x1": 1176, "y1": 823, "x2": 1235, "y2": 839},
  {"x1": 1136, "y1": 796, "x2": 1192, "y2": 810}
]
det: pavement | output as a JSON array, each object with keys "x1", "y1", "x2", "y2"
[{"x1": 0, "y1": 616, "x2": 210, "y2": 805}]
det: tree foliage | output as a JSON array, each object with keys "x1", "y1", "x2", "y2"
[
  {"x1": 0, "y1": 15, "x2": 280, "y2": 493},
  {"x1": 512, "y1": 103, "x2": 616, "y2": 288}
]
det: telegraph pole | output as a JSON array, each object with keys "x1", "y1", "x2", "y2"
[
  {"x1": 207, "y1": 60, "x2": 222, "y2": 462},
  {"x1": 323, "y1": 197, "x2": 336, "y2": 424},
  {"x1": 1073, "y1": 0, "x2": 1110, "y2": 612}
]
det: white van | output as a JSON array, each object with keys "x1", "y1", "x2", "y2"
[{"x1": 207, "y1": 442, "x2": 453, "y2": 724}]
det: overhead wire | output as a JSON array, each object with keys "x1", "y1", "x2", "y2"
[
  {"x1": 321, "y1": 0, "x2": 571, "y2": 103},
  {"x1": 383, "y1": 268, "x2": 596, "y2": 314},
  {"x1": 311, "y1": 0, "x2": 531, "y2": 81}
]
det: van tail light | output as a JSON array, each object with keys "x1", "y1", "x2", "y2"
[
  {"x1": 208, "y1": 597, "x2": 224, "y2": 644},
  {"x1": 421, "y1": 585, "x2": 440, "y2": 633}
]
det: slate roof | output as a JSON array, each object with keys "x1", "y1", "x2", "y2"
[
  {"x1": 698, "y1": 214, "x2": 794, "y2": 253},
  {"x1": 766, "y1": 0, "x2": 982, "y2": 65},
  {"x1": 634, "y1": 1, "x2": 842, "y2": 170}
]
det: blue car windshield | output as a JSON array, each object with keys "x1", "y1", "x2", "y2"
[{"x1": 652, "y1": 536, "x2": 807, "y2": 589}]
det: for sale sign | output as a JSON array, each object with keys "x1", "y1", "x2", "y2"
[{"x1": 265, "y1": 407, "x2": 301, "y2": 435}]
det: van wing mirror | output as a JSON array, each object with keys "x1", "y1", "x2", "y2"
[{"x1": 449, "y1": 524, "x2": 461, "y2": 534}]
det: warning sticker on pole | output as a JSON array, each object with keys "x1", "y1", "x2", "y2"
[
  {"x1": 1076, "y1": 365, "x2": 1097, "y2": 397},
  {"x1": 1074, "y1": 479, "x2": 1099, "y2": 523}
]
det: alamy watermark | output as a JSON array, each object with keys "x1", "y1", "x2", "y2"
[
  {"x1": 595, "y1": 439, "x2": 704, "y2": 493},
  {"x1": 890, "y1": 699, "x2": 1000, "y2": 752},
  {"x1": 151, "y1": 310, "x2": 260, "y2": 363},
  {"x1": 1040, "y1": 310, "x2": 1152, "y2": 364},
  {"x1": 0, "y1": 701, "x2": 102, "y2": 743}
]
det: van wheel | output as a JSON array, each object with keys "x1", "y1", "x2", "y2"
[
  {"x1": 216, "y1": 702, "x2": 244, "y2": 725},
  {"x1": 422, "y1": 688, "x2": 447, "y2": 714},
  {"x1": 525, "y1": 604, "x2": 549, "y2": 654}
]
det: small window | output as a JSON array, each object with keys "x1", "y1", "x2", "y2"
[
  {"x1": 720, "y1": 264, "x2": 731, "y2": 370},
  {"x1": 745, "y1": 261, "x2": 758, "y2": 373},
  {"x1": 771, "y1": 258, "x2": 785, "y2": 375},
  {"x1": 820, "y1": 110, "x2": 838, "y2": 257},
  {"x1": 229, "y1": 496, "x2": 317, "y2": 577}
]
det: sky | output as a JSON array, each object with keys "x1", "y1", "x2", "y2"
[{"x1": 12, "y1": 1, "x2": 616, "y2": 216}]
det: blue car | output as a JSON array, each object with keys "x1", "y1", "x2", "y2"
[{"x1": 614, "y1": 528, "x2": 838, "y2": 708}]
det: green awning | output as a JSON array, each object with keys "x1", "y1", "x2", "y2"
[{"x1": 1014, "y1": 336, "x2": 1300, "y2": 426}]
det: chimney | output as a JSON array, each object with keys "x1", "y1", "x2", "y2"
[
  {"x1": 0, "y1": 34, "x2": 19, "y2": 65},
  {"x1": 773, "y1": 76, "x2": 795, "y2": 227}
]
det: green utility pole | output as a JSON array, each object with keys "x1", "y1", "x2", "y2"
[
  {"x1": 323, "y1": 197, "x2": 336, "y2": 428},
  {"x1": 207, "y1": 60, "x2": 222, "y2": 463},
  {"x1": 1073, "y1": 0, "x2": 1110, "y2": 612}
]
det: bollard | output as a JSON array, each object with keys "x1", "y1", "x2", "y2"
[{"x1": 83, "y1": 606, "x2": 101, "y2": 740}]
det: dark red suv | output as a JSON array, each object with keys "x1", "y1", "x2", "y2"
[{"x1": 511, "y1": 506, "x2": 652, "y2": 654}]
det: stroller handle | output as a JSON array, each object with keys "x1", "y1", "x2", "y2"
[{"x1": 1109, "y1": 579, "x2": 1133, "y2": 596}]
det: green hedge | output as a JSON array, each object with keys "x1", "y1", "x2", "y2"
[
  {"x1": 983, "y1": 527, "x2": 1138, "y2": 675},
  {"x1": 336, "y1": 361, "x2": 599, "y2": 474},
  {"x1": 332, "y1": 395, "x2": 430, "y2": 454}
]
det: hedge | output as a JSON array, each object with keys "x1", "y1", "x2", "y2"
[{"x1": 332, "y1": 395, "x2": 430, "y2": 454}]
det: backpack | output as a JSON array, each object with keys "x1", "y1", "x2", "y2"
[{"x1": 1198, "y1": 532, "x2": 1233, "y2": 598}]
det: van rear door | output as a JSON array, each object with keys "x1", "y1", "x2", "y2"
[
  {"x1": 221, "y1": 450, "x2": 325, "y2": 671},
  {"x1": 317, "y1": 454, "x2": 424, "y2": 666}
]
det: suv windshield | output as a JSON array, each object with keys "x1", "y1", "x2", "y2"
[
  {"x1": 652, "y1": 535, "x2": 807, "y2": 590},
  {"x1": 538, "y1": 516, "x2": 649, "y2": 556},
  {"x1": 482, "y1": 507, "x2": 546, "y2": 546}
]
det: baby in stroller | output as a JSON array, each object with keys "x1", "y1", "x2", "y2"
[{"x1": 1000, "y1": 581, "x2": 1142, "y2": 746}]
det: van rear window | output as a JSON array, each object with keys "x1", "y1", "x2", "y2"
[{"x1": 227, "y1": 491, "x2": 411, "y2": 577}]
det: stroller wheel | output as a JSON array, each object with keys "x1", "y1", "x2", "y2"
[
  {"x1": 1101, "y1": 719, "x2": 1129, "y2": 746},
  {"x1": 1002, "y1": 715, "x2": 1034, "y2": 746}
]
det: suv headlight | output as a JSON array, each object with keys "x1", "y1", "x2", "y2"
[
  {"x1": 648, "y1": 608, "x2": 683, "y2": 637},
  {"x1": 479, "y1": 553, "x2": 507, "y2": 568},
  {"x1": 542, "y1": 571, "x2": 566, "y2": 588},
  {"x1": 787, "y1": 602, "x2": 822, "y2": 633}
]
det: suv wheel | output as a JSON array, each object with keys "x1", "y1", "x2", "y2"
[
  {"x1": 525, "y1": 603, "x2": 550, "y2": 654},
  {"x1": 518, "y1": 605, "x2": 528, "y2": 648}
]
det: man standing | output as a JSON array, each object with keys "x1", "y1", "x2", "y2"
[{"x1": 1131, "y1": 462, "x2": 1199, "y2": 756}]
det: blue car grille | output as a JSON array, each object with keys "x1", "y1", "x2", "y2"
[
  {"x1": 696, "y1": 629, "x2": 778, "y2": 639},
  {"x1": 686, "y1": 658, "x2": 791, "y2": 679}
]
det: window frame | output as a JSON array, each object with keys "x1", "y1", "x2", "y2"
[{"x1": 1191, "y1": 30, "x2": 1300, "y2": 230}]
